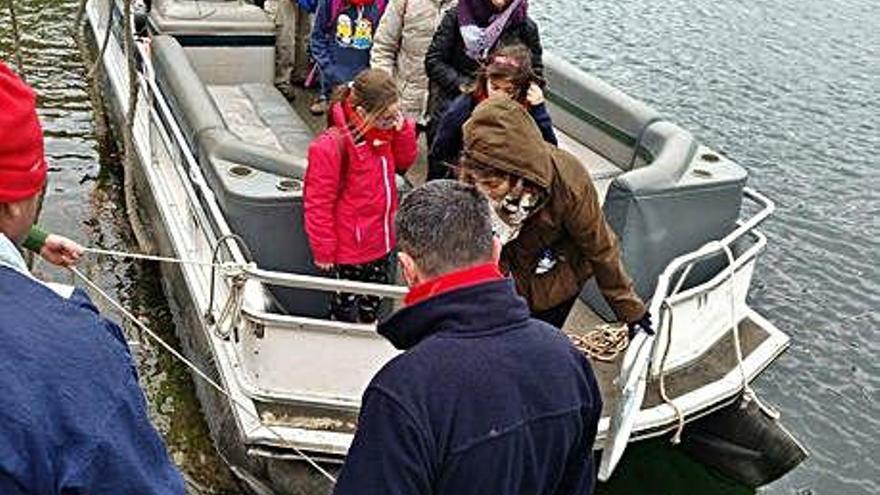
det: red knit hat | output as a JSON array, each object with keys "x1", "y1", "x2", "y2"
[{"x1": 0, "y1": 60, "x2": 47, "y2": 203}]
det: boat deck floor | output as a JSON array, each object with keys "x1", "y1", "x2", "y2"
[
  {"x1": 253, "y1": 297, "x2": 769, "y2": 432},
  {"x1": 563, "y1": 300, "x2": 770, "y2": 418}
]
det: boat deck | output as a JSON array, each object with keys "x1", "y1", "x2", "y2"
[
  {"x1": 250, "y1": 298, "x2": 769, "y2": 435},
  {"x1": 215, "y1": 85, "x2": 767, "y2": 430},
  {"x1": 564, "y1": 300, "x2": 769, "y2": 418}
]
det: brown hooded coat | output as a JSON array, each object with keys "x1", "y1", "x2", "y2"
[{"x1": 462, "y1": 97, "x2": 646, "y2": 322}]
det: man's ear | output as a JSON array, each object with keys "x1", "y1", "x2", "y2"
[
  {"x1": 398, "y1": 251, "x2": 421, "y2": 287},
  {"x1": 491, "y1": 236, "x2": 502, "y2": 264}
]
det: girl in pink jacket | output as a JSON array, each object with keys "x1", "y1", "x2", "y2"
[{"x1": 304, "y1": 68, "x2": 418, "y2": 323}]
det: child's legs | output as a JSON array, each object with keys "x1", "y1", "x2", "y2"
[
  {"x1": 354, "y1": 254, "x2": 392, "y2": 323},
  {"x1": 329, "y1": 255, "x2": 392, "y2": 323}
]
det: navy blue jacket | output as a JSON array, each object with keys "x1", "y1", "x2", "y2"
[
  {"x1": 430, "y1": 94, "x2": 558, "y2": 170},
  {"x1": 0, "y1": 267, "x2": 185, "y2": 494},
  {"x1": 311, "y1": 0, "x2": 386, "y2": 96},
  {"x1": 333, "y1": 279, "x2": 602, "y2": 495}
]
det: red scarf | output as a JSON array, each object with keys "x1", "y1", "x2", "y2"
[
  {"x1": 348, "y1": 0, "x2": 374, "y2": 6},
  {"x1": 342, "y1": 97, "x2": 394, "y2": 146},
  {"x1": 404, "y1": 262, "x2": 504, "y2": 306}
]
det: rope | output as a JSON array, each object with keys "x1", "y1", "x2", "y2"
[
  {"x1": 120, "y1": 0, "x2": 155, "y2": 254},
  {"x1": 6, "y1": 0, "x2": 26, "y2": 79},
  {"x1": 83, "y1": 246, "x2": 224, "y2": 267},
  {"x1": 657, "y1": 301, "x2": 685, "y2": 444},
  {"x1": 721, "y1": 245, "x2": 780, "y2": 419},
  {"x1": 89, "y1": 0, "x2": 115, "y2": 79},
  {"x1": 68, "y1": 266, "x2": 338, "y2": 484},
  {"x1": 568, "y1": 324, "x2": 629, "y2": 363}
]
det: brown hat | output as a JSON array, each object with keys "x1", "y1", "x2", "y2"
[{"x1": 461, "y1": 96, "x2": 552, "y2": 189}]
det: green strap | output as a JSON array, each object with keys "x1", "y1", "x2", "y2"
[{"x1": 22, "y1": 225, "x2": 49, "y2": 253}]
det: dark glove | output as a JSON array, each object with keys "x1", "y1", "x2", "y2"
[{"x1": 627, "y1": 312, "x2": 655, "y2": 340}]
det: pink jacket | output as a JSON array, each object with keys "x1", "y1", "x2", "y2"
[{"x1": 304, "y1": 103, "x2": 418, "y2": 265}]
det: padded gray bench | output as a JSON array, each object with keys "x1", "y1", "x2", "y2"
[
  {"x1": 151, "y1": 34, "x2": 332, "y2": 317},
  {"x1": 207, "y1": 84, "x2": 313, "y2": 158}
]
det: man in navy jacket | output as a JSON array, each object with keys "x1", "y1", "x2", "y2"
[
  {"x1": 333, "y1": 180, "x2": 603, "y2": 495},
  {"x1": 0, "y1": 61, "x2": 184, "y2": 495}
]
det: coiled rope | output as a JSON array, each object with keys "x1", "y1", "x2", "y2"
[
  {"x1": 568, "y1": 324, "x2": 629, "y2": 363},
  {"x1": 71, "y1": 252, "x2": 338, "y2": 485}
]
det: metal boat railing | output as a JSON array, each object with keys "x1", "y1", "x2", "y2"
[{"x1": 598, "y1": 186, "x2": 775, "y2": 479}]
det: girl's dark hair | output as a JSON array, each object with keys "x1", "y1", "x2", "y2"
[
  {"x1": 468, "y1": 44, "x2": 539, "y2": 103},
  {"x1": 329, "y1": 68, "x2": 399, "y2": 122}
]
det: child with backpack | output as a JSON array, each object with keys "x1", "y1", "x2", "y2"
[
  {"x1": 304, "y1": 69, "x2": 418, "y2": 323},
  {"x1": 309, "y1": 0, "x2": 388, "y2": 115}
]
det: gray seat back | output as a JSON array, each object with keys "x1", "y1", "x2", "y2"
[
  {"x1": 152, "y1": 35, "x2": 332, "y2": 317},
  {"x1": 543, "y1": 52, "x2": 660, "y2": 171},
  {"x1": 582, "y1": 122, "x2": 747, "y2": 320},
  {"x1": 540, "y1": 53, "x2": 749, "y2": 320}
]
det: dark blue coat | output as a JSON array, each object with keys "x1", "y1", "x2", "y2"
[
  {"x1": 430, "y1": 94, "x2": 558, "y2": 171},
  {"x1": 333, "y1": 279, "x2": 602, "y2": 495},
  {"x1": 0, "y1": 267, "x2": 185, "y2": 495},
  {"x1": 310, "y1": 0, "x2": 386, "y2": 96}
]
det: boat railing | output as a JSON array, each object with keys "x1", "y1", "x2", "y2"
[{"x1": 646, "y1": 186, "x2": 775, "y2": 374}]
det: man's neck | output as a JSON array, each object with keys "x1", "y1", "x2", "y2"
[
  {"x1": 0, "y1": 233, "x2": 28, "y2": 275},
  {"x1": 404, "y1": 262, "x2": 504, "y2": 307}
]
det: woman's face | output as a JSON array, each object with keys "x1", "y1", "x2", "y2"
[
  {"x1": 489, "y1": 0, "x2": 509, "y2": 11},
  {"x1": 460, "y1": 168, "x2": 513, "y2": 201},
  {"x1": 486, "y1": 77, "x2": 515, "y2": 99}
]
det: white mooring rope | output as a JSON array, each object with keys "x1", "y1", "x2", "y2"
[
  {"x1": 82, "y1": 246, "x2": 224, "y2": 267},
  {"x1": 68, "y1": 262, "x2": 338, "y2": 485}
]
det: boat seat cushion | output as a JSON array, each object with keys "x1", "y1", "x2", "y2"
[{"x1": 207, "y1": 84, "x2": 313, "y2": 160}]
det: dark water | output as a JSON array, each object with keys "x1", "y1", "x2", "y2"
[
  {"x1": 3, "y1": 0, "x2": 878, "y2": 493},
  {"x1": 530, "y1": 0, "x2": 880, "y2": 493}
]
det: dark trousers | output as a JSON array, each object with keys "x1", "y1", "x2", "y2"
[
  {"x1": 330, "y1": 254, "x2": 392, "y2": 323},
  {"x1": 424, "y1": 117, "x2": 455, "y2": 181},
  {"x1": 532, "y1": 296, "x2": 578, "y2": 329}
]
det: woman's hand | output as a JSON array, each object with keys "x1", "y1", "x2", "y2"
[
  {"x1": 40, "y1": 234, "x2": 84, "y2": 267},
  {"x1": 315, "y1": 261, "x2": 335, "y2": 272},
  {"x1": 527, "y1": 83, "x2": 545, "y2": 107}
]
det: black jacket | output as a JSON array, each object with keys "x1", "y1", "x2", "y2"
[
  {"x1": 424, "y1": 5, "x2": 543, "y2": 123},
  {"x1": 333, "y1": 279, "x2": 602, "y2": 495},
  {"x1": 430, "y1": 93, "x2": 558, "y2": 172}
]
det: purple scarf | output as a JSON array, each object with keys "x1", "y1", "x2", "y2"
[{"x1": 458, "y1": 0, "x2": 528, "y2": 61}]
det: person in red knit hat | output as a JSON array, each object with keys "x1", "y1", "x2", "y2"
[
  {"x1": 0, "y1": 60, "x2": 186, "y2": 494},
  {"x1": 0, "y1": 61, "x2": 83, "y2": 266}
]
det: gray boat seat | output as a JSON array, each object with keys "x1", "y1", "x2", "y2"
[
  {"x1": 540, "y1": 54, "x2": 749, "y2": 321},
  {"x1": 581, "y1": 121, "x2": 748, "y2": 321},
  {"x1": 207, "y1": 84, "x2": 313, "y2": 161},
  {"x1": 152, "y1": 35, "x2": 340, "y2": 317},
  {"x1": 555, "y1": 129, "x2": 623, "y2": 204}
]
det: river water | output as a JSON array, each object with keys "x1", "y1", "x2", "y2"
[{"x1": 2, "y1": 0, "x2": 878, "y2": 493}]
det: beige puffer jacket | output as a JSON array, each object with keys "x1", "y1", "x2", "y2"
[{"x1": 371, "y1": 0, "x2": 456, "y2": 123}]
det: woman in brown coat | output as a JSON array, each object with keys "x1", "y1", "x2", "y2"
[{"x1": 458, "y1": 96, "x2": 653, "y2": 335}]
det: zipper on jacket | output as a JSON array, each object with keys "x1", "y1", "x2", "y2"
[{"x1": 381, "y1": 156, "x2": 392, "y2": 253}]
